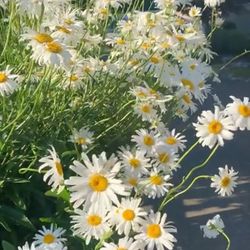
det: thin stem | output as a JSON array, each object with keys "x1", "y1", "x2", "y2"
[
  {"x1": 217, "y1": 228, "x2": 231, "y2": 250},
  {"x1": 159, "y1": 175, "x2": 211, "y2": 211},
  {"x1": 173, "y1": 140, "x2": 199, "y2": 168},
  {"x1": 1, "y1": 1, "x2": 15, "y2": 57},
  {"x1": 219, "y1": 50, "x2": 250, "y2": 71},
  {"x1": 159, "y1": 144, "x2": 219, "y2": 210}
]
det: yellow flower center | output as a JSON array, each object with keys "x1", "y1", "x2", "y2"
[
  {"x1": 83, "y1": 66, "x2": 91, "y2": 74},
  {"x1": 220, "y1": 176, "x2": 231, "y2": 188},
  {"x1": 117, "y1": 247, "x2": 127, "y2": 250},
  {"x1": 129, "y1": 59, "x2": 140, "y2": 66},
  {"x1": 238, "y1": 104, "x2": 250, "y2": 117},
  {"x1": 150, "y1": 56, "x2": 160, "y2": 64},
  {"x1": 149, "y1": 89, "x2": 160, "y2": 99},
  {"x1": 87, "y1": 215, "x2": 102, "y2": 226},
  {"x1": 199, "y1": 81, "x2": 205, "y2": 88},
  {"x1": 166, "y1": 136, "x2": 177, "y2": 145},
  {"x1": 34, "y1": 33, "x2": 53, "y2": 43},
  {"x1": 181, "y1": 78, "x2": 194, "y2": 90},
  {"x1": 64, "y1": 18, "x2": 74, "y2": 25},
  {"x1": 0, "y1": 72, "x2": 7, "y2": 83},
  {"x1": 141, "y1": 104, "x2": 151, "y2": 113},
  {"x1": 143, "y1": 135, "x2": 154, "y2": 146},
  {"x1": 116, "y1": 38, "x2": 126, "y2": 45},
  {"x1": 161, "y1": 41, "x2": 170, "y2": 49},
  {"x1": 76, "y1": 137, "x2": 86, "y2": 145},
  {"x1": 136, "y1": 91, "x2": 147, "y2": 98},
  {"x1": 100, "y1": 8, "x2": 108, "y2": 15},
  {"x1": 57, "y1": 26, "x2": 71, "y2": 34},
  {"x1": 129, "y1": 158, "x2": 140, "y2": 168},
  {"x1": 122, "y1": 209, "x2": 135, "y2": 221},
  {"x1": 190, "y1": 9, "x2": 198, "y2": 16},
  {"x1": 128, "y1": 178, "x2": 137, "y2": 187},
  {"x1": 43, "y1": 234, "x2": 55, "y2": 244},
  {"x1": 150, "y1": 175, "x2": 163, "y2": 185},
  {"x1": 147, "y1": 224, "x2": 162, "y2": 238},
  {"x1": 46, "y1": 41, "x2": 62, "y2": 53},
  {"x1": 141, "y1": 42, "x2": 151, "y2": 50},
  {"x1": 88, "y1": 174, "x2": 108, "y2": 192},
  {"x1": 147, "y1": 20, "x2": 156, "y2": 28},
  {"x1": 190, "y1": 64, "x2": 196, "y2": 70},
  {"x1": 55, "y1": 161, "x2": 63, "y2": 176},
  {"x1": 208, "y1": 120, "x2": 223, "y2": 134},
  {"x1": 70, "y1": 75, "x2": 79, "y2": 82},
  {"x1": 175, "y1": 34, "x2": 185, "y2": 42},
  {"x1": 176, "y1": 18, "x2": 185, "y2": 26},
  {"x1": 158, "y1": 153, "x2": 169, "y2": 163},
  {"x1": 182, "y1": 94, "x2": 192, "y2": 104}
]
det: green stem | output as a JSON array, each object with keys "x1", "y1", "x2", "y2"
[
  {"x1": 219, "y1": 50, "x2": 250, "y2": 71},
  {"x1": 159, "y1": 144, "x2": 219, "y2": 210},
  {"x1": 1, "y1": 0, "x2": 15, "y2": 57},
  {"x1": 159, "y1": 175, "x2": 211, "y2": 211},
  {"x1": 217, "y1": 228, "x2": 231, "y2": 250},
  {"x1": 173, "y1": 140, "x2": 199, "y2": 167}
]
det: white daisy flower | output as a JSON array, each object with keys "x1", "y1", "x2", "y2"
[
  {"x1": 122, "y1": 172, "x2": 141, "y2": 192},
  {"x1": 0, "y1": 66, "x2": 19, "y2": 96},
  {"x1": 119, "y1": 148, "x2": 150, "y2": 175},
  {"x1": 16, "y1": 0, "x2": 43, "y2": 17},
  {"x1": 134, "y1": 101, "x2": 158, "y2": 122},
  {"x1": 38, "y1": 146, "x2": 64, "y2": 193},
  {"x1": 178, "y1": 68, "x2": 207, "y2": 103},
  {"x1": 110, "y1": 198, "x2": 147, "y2": 236},
  {"x1": 211, "y1": 165, "x2": 238, "y2": 197},
  {"x1": 22, "y1": 30, "x2": 72, "y2": 67},
  {"x1": 132, "y1": 129, "x2": 158, "y2": 154},
  {"x1": 18, "y1": 242, "x2": 36, "y2": 250},
  {"x1": 69, "y1": 127, "x2": 94, "y2": 150},
  {"x1": 134, "y1": 211, "x2": 177, "y2": 250},
  {"x1": 141, "y1": 169, "x2": 172, "y2": 199},
  {"x1": 193, "y1": 106, "x2": 236, "y2": 148},
  {"x1": 204, "y1": 0, "x2": 225, "y2": 7},
  {"x1": 189, "y1": 6, "x2": 202, "y2": 17},
  {"x1": 62, "y1": 72, "x2": 84, "y2": 90},
  {"x1": 225, "y1": 96, "x2": 250, "y2": 130},
  {"x1": 153, "y1": 143, "x2": 179, "y2": 173},
  {"x1": 71, "y1": 207, "x2": 111, "y2": 245},
  {"x1": 177, "y1": 90, "x2": 198, "y2": 115},
  {"x1": 100, "y1": 237, "x2": 137, "y2": 250},
  {"x1": 200, "y1": 214, "x2": 225, "y2": 239},
  {"x1": 130, "y1": 86, "x2": 149, "y2": 100},
  {"x1": 159, "y1": 128, "x2": 187, "y2": 152},
  {"x1": 22, "y1": 30, "x2": 54, "y2": 50},
  {"x1": 65, "y1": 152, "x2": 128, "y2": 209},
  {"x1": 32, "y1": 40, "x2": 72, "y2": 68},
  {"x1": 33, "y1": 225, "x2": 66, "y2": 249},
  {"x1": 51, "y1": 26, "x2": 82, "y2": 46}
]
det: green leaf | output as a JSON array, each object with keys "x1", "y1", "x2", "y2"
[
  {"x1": 0, "y1": 218, "x2": 11, "y2": 232},
  {"x1": 45, "y1": 187, "x2": 70, "y2": 203},
  {"x1": 0, "y1": 205, "x2": 35, "y2": 230},
  {"x1": 1, "y1": 241, "x2": 16, "y2": 250},
  {"x1": 39, "y1": 217, "x2": 53, "y2": 223},
  {"x1": 0, "y1": 180, "x2": 5, "y2": 188},
  {"x1": 8, "y1": 189, "x2": 27, "y2": 210},
  {"x1": 6, "y1": 178, "x2": 30, "y2": 184},
  {"x1": 61, "y1": 150, "x2": 77, "y2": 157}
]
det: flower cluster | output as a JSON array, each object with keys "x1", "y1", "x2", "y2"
[{"x1": 0, "y1": 0, "x2": 248, "y2": 249}]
